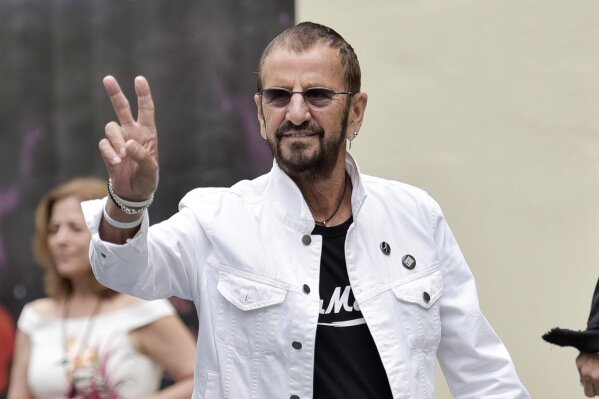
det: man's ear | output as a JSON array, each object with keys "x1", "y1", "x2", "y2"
[
  {"x1": 348, "y1": 92, "x2": 368, "y2": 137},
  {"x1": 254, "y1": 94, "x2": 267, "y2": 139}
]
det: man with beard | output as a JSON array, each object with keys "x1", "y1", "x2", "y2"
[{"x1": 83, "y1": 22, "x2": 529, "y2": 399}]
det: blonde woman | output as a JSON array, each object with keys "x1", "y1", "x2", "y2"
[{"x1": 8, "y1": 177, "x2": 195, "y2": 399}]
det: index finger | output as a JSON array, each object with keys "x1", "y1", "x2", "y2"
[
  {"x1": 134, "y1": 76, "x2": 155, "y2": 127},
  {"x1": 103, "y1": 75, "x2": 135, "y2": 126}
]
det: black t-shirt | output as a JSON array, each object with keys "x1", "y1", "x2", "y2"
[{"x1": 312, "y1": 217, "x2": 393, "y2": 399}]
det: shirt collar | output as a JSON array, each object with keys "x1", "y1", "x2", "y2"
[{"x1": 265, "y1": 152, "x2": 367, "y2": 233}]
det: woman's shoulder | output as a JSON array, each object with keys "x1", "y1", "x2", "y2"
[
  {"x1": 25, "y1": 297, "x2": 59, "y2": 318},
  {"x1": 102, "y1": 293, "x2": 145, "y2": 312},
  {"x1": 101, "y1": 295, "x2": 175, "y2": 329},
  {"x1": 17, "y1": 298, "x2": 59, "y2": 334}
]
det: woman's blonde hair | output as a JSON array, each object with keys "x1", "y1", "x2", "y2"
[{"x1": 33, "y1": 177, "x2": 116, "y2": 299}]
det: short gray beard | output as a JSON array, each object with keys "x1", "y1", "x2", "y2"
[{"x1": 266, "y1": 103, "x2": 351, "y2": 181}]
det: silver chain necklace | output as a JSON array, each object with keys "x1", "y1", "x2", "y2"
[{"x1": 315, "y1": 173, "x2": 349, "y2": 227}]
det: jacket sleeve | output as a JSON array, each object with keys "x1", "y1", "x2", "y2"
[
  {"x1": 431, "y1": 200, "x2": 530, "y2": 398},
  {"x1": 82, "y1": 195, "x2": 211, "y2": 301}
]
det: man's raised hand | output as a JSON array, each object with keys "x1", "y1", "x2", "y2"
[{"x1": 99, "y1": 75, "x2": 159, "y2": 201}]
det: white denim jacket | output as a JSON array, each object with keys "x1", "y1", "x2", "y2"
[{"x1": 83, "y1": 154, "x2": 530, "y2": 399}]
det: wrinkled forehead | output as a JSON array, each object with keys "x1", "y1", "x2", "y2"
[{"x1": 261, "y1": 44, "x2": 345, "y2": 89}]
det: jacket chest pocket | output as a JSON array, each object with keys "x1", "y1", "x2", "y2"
[
  {"x1": 216, "y1": 269, "x2": 287, "y2": 355},
  {"x1": 392, "y1": 271, "x2": 443, "y2": 353}
]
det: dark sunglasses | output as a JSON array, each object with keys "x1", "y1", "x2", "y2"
[{"x1": 258, "y1": 87, "x2": 354, "y2": 109}]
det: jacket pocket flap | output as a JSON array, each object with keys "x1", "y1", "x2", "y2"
[
  {"x1": 217, "y1": 270, "x2": 287, "y2": 311},
  {"x1": 392, "y1": 272, "x2": 443, "y2": 309}
]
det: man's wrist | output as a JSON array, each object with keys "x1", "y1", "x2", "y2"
[
  {"x1": 107, "y1": 178, "x2": 153, "y2": 215},
  {"x1": 99, "y1": 199, "x2": 144, "y2": 243},
  {"x1": 103, "y1": 203, "x2": 143, "y2": 229}
]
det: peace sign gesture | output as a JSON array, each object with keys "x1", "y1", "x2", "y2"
[{"x1": 99, "y1": 75, "x2": 159, "y2": 202}]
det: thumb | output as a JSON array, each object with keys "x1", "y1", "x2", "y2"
[
  {"x1": 124, "y1": 140, "x2": 156, "y2": 166},
  {"x1": 125, "y1": 140, "x2": 158, "y2": 193}
]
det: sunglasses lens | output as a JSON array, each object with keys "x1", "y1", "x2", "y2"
[
  {"x1": 261, "y1": 88, "x2": 338, "y2": 108},
  {"x1": 304, "y1": 88, "x2": 334, "y2": 107},
  {"x1": 262, "y1": 89, "x2": 291, "y2": 108}
]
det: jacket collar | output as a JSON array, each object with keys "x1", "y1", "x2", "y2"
[{"x1": 265, "y1": 152, "x2": 367, "y2": 233}]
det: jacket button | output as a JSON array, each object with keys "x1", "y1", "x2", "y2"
[
  {"x1": 302, "y1": 235, "x2": 311, "y2": 245},
  {"x1": 292, "y1": 341, "x2": 302, "y2": 350},
  {"x1": 290, "y1": 396, "x2": 300, "y2": 399},
  {"x1": 422, "y1": 291, "x2": 431, "y2": 302},
  {"x1": 303, "y1": 284, "x2": 311, "y2": 294}
]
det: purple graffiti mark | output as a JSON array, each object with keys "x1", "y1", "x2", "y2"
[
  {"x1": 211, "y1": 76, "x2": 272, "y2": 174},
  {"x1": 278, "y1": 12, "x2": 291, "y2": 27},
  {"x1": 236, "y1": 96, "x2": 272, "y2": 173},
  {"x1": 0, "y1": 127, "x2": 46, "y2": 270}
]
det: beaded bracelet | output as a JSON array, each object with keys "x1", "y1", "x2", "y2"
[
  {"x1": 103, "y1": 203, "x2": 143, "y2": 229},
  {"x1": 107, "y1": 178, "x2": 153, "y2": 215}
]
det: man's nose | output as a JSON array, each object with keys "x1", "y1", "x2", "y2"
[{"x1": 285, "y1": 92, "x2": 312, "y2": 126}]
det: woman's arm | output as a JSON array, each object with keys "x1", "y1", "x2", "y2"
[
  {"x1": 7, "y1": 330, "x2": 33, "y2": 399},
  {"x1": 130, "y1": 315, "x2": 196, "y2": 399}
]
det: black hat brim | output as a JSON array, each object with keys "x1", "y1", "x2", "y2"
[{"x1": 542, "y1": 327, "x2": 599, "y2": 353}]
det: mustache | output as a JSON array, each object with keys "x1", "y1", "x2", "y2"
[{"x1": 275, "y1": 121, "x2": 324, "y2": 138}]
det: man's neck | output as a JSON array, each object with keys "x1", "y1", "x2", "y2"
[{"x1": 294, "y1": 163, "x2": 352, "y2": 227}]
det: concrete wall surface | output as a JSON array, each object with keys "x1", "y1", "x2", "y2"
[{"x1": 297, "y1": 1, "x2": 599, "y2": 398}]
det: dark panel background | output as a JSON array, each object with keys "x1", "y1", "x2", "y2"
[{"x1": 0, "y1": 1, "x2": 294, "y2": 395}]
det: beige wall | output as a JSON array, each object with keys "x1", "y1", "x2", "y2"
[{"x1": 297, "y1": 1, "x2": 599, "y2": 398}]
